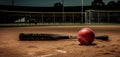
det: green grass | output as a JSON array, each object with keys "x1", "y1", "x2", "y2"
[{"x1": 0, "y1": 23, "x2": 120, "y2": 27}]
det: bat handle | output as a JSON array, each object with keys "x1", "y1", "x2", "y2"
[
  {"x1": 69, "y1": 36, "x2": 77, "y2": 39},
  {"x1": 95, "y1": 35, "x2": 109, "y2": 41}
]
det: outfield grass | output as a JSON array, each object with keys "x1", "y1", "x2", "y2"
[{"x1": 0, "y1": 23, "x2": 120, "y2": 27}]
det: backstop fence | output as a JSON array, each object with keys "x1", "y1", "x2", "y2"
[{"x1": 0, "y1": 10, "x2": 120, "y2": 24}]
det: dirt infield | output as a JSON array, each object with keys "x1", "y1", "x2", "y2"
[{"x1": 0, "y1": 26, "x2": 120, "y2": 57}]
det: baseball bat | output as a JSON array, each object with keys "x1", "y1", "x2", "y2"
[{"x1": 19, "y1": 33, "x2": 109, "y2": 41}]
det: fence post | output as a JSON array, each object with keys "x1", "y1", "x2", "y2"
[
  {"x1": 85, "y1": 12, "x2": 87, "y2": 24},
  {"x1": 72, "y1": 12, "x2": 74, "y2": 23},
  {"x1": 98, "y1": 12, "x2": 100, "y2": 23},
  {"x1": 108, "y1": 12, "x2": 110, "y2": 23},
  {"x1": 41, "y1": 13, "x2": 43, "y2": 23},
  {"x1": 54, "y1": 12, "x2": 55, "y2": 23},
  {"x1": 89, "y1": 11, "x2": 91, "y2": 24}
]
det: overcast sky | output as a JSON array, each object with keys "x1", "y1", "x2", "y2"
[{"x1": 0, "y1": 0, "x2": 118, "y2": 7}]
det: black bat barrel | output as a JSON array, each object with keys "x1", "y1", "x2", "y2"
[{"x1": 19, "y1": 33, "x2": 70, "y2": 41}]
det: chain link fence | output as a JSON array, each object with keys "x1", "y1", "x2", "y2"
[
  {"x1": 0, "y1": 10, "x2": 84, "y2": 24},
  {"x1": 85, "y1": 10, "x2": 120, "y2": 23}
]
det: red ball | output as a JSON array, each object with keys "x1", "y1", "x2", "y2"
[{"x1": 77, "y1": 28, "x2": 95, "y2": 45}]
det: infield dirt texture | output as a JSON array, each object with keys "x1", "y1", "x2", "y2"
[{"x1": 0, "y1": 26, "x2": 120, "y2": 57}]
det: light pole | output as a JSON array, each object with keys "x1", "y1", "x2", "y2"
[
  {"x1": 62, "y1": 0, "x2": 64, "y2": 23},
  {"x1": 81, "y1": 0, "x2": 84, "y2": 23},
  {"x1": 12, "y1": 0, "x2": 14, "y2": 6}
]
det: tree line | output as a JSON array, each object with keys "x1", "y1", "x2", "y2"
[
  {"x1": 54, "y1": 0, "x2": 120, "y2": 10},
  {"x1": 92, "y1": 0, "x2": 120, "y2": 9}
]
